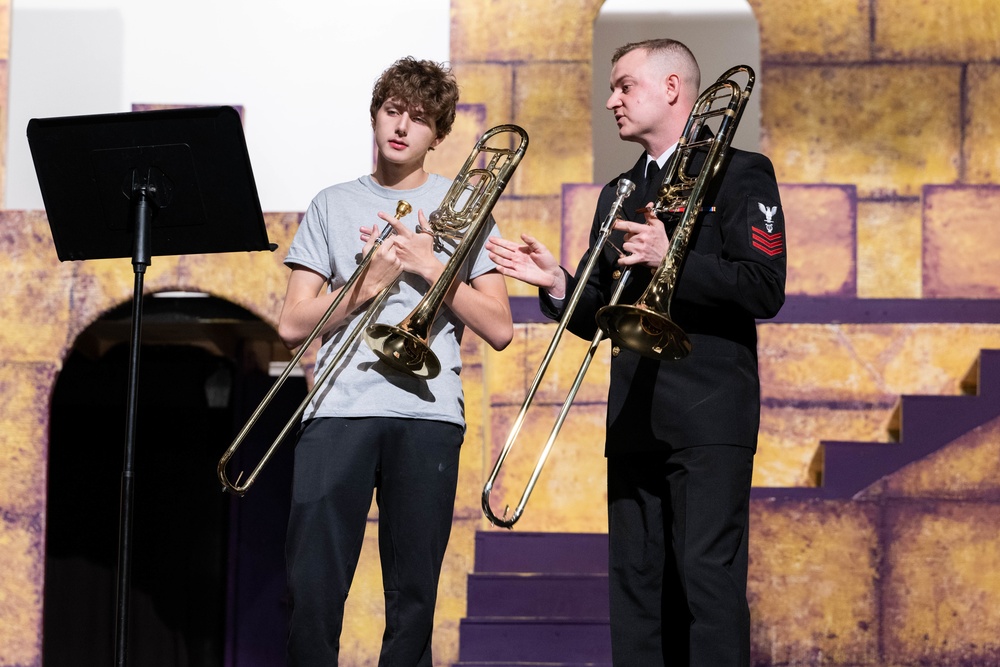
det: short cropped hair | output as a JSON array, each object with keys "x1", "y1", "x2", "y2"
[
  {"x1": 369, "y1": 56, "x2": 460, "y2": 139},
  {"x1": 612, "y1": 39, "x2": 701, "y2": 94}
]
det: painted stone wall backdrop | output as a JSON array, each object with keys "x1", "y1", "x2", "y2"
[
  {"x1": 2, "y1": 1, "x2": 1000, "y2": 666},
  {"x1": 752, "y1": 0, "x2": 1000, "y2": 298}
]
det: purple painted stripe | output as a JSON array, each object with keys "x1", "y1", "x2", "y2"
[
  {"x1": 511, "y1": 295, "x2": 549, "y2": 323},
  {"x1": 767, "y1": 296, "x2": 1000, "y2": 324},
  {"x1": 510, "y1": 296, "x2": 1000, "y2": 325},
  {"x1": 760, "y1": 398, "x2": 897, "y2": 410}
]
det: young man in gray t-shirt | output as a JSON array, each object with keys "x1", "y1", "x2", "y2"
[{"x1": 278, "y1": 56, "x2": 513, "y2": 666}]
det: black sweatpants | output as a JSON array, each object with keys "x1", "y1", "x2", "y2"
[{"x1": 285, "y1": 417, "x2": 463, "y2": 666}]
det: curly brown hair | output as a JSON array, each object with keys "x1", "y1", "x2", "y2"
[{"x1": 369, "y1": 56, "x2": 460, "y2": 139}]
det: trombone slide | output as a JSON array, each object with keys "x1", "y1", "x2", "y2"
[
  {"x1": 216, "y1": 201, "x2": 411, "y2": 496},
  {"x1": 481, "y1": 179, "x2": 635, "y2": 528}
]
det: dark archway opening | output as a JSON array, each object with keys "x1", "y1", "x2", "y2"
[{"x1": 43, "y1": 294, "x2": 304, "y2": 666}]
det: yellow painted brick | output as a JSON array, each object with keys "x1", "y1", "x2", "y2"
[
  {"x1": 781, "y1": 184, "x2": 856, "y2": 296},
  {"x1": 749, "y1": 0, "x2": 871, "y2": 62},
  {"x1": 513, "y1": 63, "x2": 594, "y2": 197},
  {"x1": 764, "y1": 65, "x2": 961, "y2": 197},
  {"x1": 0, "y1": 517, "x2": 43, "y2": 666},
  {"x1": 0, "y1": 0, "x2": 9, "y2": 58},
  {"x1": 492, "y1": 194, "x2": 563, "y2": 298},
  {"x1": 562, "y1": 183, "x2": 601, "y2": 268},
  {"x1": 748, "y1": 500, "x2": 880, "y2": 665},
  {"x1": 856, "y1": 199, "x2": 922, "y2": 298},
  {"x1": 453, "y1": 352, "x2": 489, "y2": 499},
  {"x1": 883, "y1": 414, "x2": 1000, "y2": 498},
  {"x1": 238, "y1": 211, "x2": 300, "y2": 321},
  {"x1": 760, "y1": 323, "x2": 1000, "y2": 402},
  {"x1": 337, "y1": 514, "x2": 476, "y2": 667},
  {"x1": 451, "y1": 0, "x2": 599, "y2": 63},
  {"x1": 883, "y1": 502, "x2": 1000, "y2": 662},
  {"x1": 424, "y1": 103, "x2": 488, "y2": 185},
  {"x1": 450, "y1": 63, "x2": 514, "y2": 140},
  {"x1": 757, "y1": 322, "x2": 1000, "y2": 487},
  {"x1": 522, "y1": 321, "x2": 611, "y2": 407},
  {"x1": 488, "y1": 321, "x2": 610, "y2": 408},
  {"x1": 433, "y1": 516, "x2": 480, "y2": 665},
  {"x1": 67, "y1": 254, "x2": 184, "y2": 346},
  {"x1": 0, "y1": 86, "x2": 6, "y2": 210},
  {"x1": 872, "y1": 324, "x2": 1000, "y2": 393},
  {"x1": 336, "y1": 511, "x2": 481, "y2": 667},
  {"x1": 338, "y1": 524, "x2": 386, "y2": 662},
  {"x1": 924, "y1": 185, "x2": 1000, "y2": 297},
  {"x1": 459, "y1": 338, "x2": 487, "y2": 507},
  {"x1": 0, "y1": 211, "x2": 74, "y2": 362},
  {"x1": 488, "y1": 402, "x2": 607, "y2": 533},
  {"x1": 756, "y1": 323, "x2": 899, "y2": 402},
  {"x1": 0, "y1": 363, "x2": 53, "y2": 512},
  {"x1": 966, "y1": 65, "x2": 1000, "y2": 184},
  {"x1": 486, "y1": 323, "x2": 531, "y2": 404},
  {"x1": 755, "y1": 405, "x2": 891, "y2": 488},
  {"x1": 875, "y1": 0, "x2": 1000, "y2": 61},
  {"x1": 177, "y1": 248, "x2": 288, "y2": 328}
]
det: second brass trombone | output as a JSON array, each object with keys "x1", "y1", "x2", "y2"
[{"x1": 482, "y1": 66, "x2": 755, "y2": 528}]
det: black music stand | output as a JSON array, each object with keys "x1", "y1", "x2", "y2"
[{"x1": 27, "y1": 105, "x2": 275, "y2": 667}]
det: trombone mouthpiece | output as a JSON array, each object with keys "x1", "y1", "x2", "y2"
[
  {"x1": 395, "y1": 200, "x2": 412, "y2": 219},
  {"x1": 616, "y1": 178, "x2": 636, "y2": 198}
]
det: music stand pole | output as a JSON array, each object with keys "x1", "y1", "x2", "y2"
[{"x1": 114, "y1": 172, "x2": 164, "y2": 666}]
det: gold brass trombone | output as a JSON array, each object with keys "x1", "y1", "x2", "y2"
[
  {"x1": 218, "y1": 124, "x2": 528, "y2": 495},
  {"x1": 596, "y1": 65, "x2": 755, "y2": 360},
  {"x1": 217, "y1": 200, "x2": 411, "y2": 496},
  {"x1": 482, "y1": 65, "x2": 754, "y2": 527},
  {"x1": 365, "y1": 124, "x2": 529, "y2": 379}
]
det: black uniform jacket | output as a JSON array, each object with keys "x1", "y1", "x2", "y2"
[{"x1": 540, "y1": 148, "x2": 786, "y2": 455}]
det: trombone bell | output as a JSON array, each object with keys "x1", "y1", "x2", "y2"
[
  {"x1": 595, "y1": 304, "x2": 691, "y2": 360},
  {"x1": 364, "y1": 324, "x2": 440, "y2": 379},
  {"x1": 363, "y1": 124, "x2": 529, "y2": 380}
]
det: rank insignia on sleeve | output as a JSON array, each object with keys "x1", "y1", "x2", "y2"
[{"x1": 749, "y1": 200, "x2": 784, "y2": 258}]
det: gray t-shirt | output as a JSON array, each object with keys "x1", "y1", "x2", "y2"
[{"x1": 284, "y1": 173, "x2": 500, "y2": 429}]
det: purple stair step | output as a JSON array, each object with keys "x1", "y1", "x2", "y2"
[
  {"x1": 458, "y1": 618, "x2": 611, "y2": 664},
  {"x1": 816, "y1": 392, "x2": 1000, "y2": 496},
  {"x1": 754, "y1": 350, "x2": 1000, "y2": 501},
  {"x1": 967, "y1": 349, "x2": 1000, "y2": 397},
  {"x1": 813, "y1": 440, "x2": 910, "y2": 498},
  {"x1": 455, "y1": 663, "x2": 612, "y2": 667},
  {"x1": 466, "y1": 572, "x2": 609, "y2": 618},
  {"x1": 474, "y1": 531, "x2": 608, "y2": 574},
  {"x1": 895, "y1": 394, "x2": 1000, "y2": 446}
]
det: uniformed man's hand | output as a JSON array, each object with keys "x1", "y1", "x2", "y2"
[{"x1": 613, "y1": 203, "x2": 669, "y2": 268}]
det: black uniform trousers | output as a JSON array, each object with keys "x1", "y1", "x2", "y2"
[
  {"x1": 285, "y1": 417, "x2": 463, "y2": 666},
  {"x1": 607, "y1": 444, "x2": 754, "y2": 667}
]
